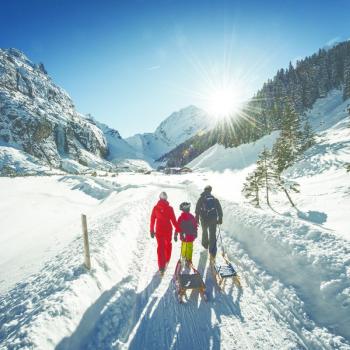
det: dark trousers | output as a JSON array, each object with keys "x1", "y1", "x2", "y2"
[{"x1": 201, "y1": 220, "x2": 217, "y2": 257}]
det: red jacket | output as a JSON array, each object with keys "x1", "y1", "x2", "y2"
[
  {"x1": 177, "y1": 212, "x2": 197, "y2": 242},
  {"x1": 150, "y1": 199, "x2": 179, "y2": 236}
]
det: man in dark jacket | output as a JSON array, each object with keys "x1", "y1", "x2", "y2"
[{"x1": 195, "y1": 185, "x2": 223, "y2": 261}]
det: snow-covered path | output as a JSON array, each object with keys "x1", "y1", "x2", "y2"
[
  {"x1": 1, "y1": 177, "x2": 350, "y2": 349},
  {"x1": 56, "y1": 187, "x2": 298, "y2": 350}
]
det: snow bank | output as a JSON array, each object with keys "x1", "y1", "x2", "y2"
[
  {"x1": 0, "y1": 177, "x2": 99, "y2": 293},
  {"x1": 58, "y1": 175, "x2": 121, "y2": 200},
  {"x1": 0, "y1": 186, "x2": 156, "y2": 349},
  {"x1": 221, "y1": 201, "x2": 350, "y2": 341}
]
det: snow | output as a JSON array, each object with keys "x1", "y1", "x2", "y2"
[
  {"x1": 188, "y1": 89, "x2": 350, "y2": 239},
  {"x1": 306, "y1": 88, "x2": 349, "y2": 132},
  {"x1": 126, "y1": 105, "x2": 214, "y2": 160},
  {"x1": 1, "y1": 171, "x2": 350, "y2": 349},
  {"x1": 188, "y1": 132, "x2": 278, "y2": 172},
  {"x1": 0, "y1": 176, "x2": 101, "y2": 294},
  {"x1": 0, "y1": 146, "x2": 52, "y2": 175},
  {"x1": 1, "y1": 89, "x2": 350, "y2": 349},
  {"x1": 87, "y1": 118, "x2": 148, "y2": 163}
]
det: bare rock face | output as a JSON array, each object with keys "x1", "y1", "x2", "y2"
[{"x1": 0, "y1": 48, "x2": 108, "y2": 169}]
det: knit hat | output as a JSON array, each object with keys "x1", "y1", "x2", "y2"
[
  {"x1": 159, "y1": 191, "x2": 168, "y2": 200},
  {"x1": 204, "y1": 185, "x2": 212, "y2": 192},
  {"x1": 179, "y1": 202, "x2": 191, "y2": 212}
]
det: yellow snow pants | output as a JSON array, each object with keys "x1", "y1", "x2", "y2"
[{"x1": 181, "y1": 241, "x2": 193, "y2": 261}]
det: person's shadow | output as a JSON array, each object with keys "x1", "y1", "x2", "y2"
[
  {"x1": 56, "y1": 252, "x2": 244, "y2": 350},
  {"x1": 126, "y1": 250, "x2": 244, "y2": 350},
  {"x1": 56, "y1": 274, "x2": 161, "y2": 350}
]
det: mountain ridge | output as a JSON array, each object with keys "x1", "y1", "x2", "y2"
[
  {"x1": 0, "y1": 48, "x2": 215, "y2": 174},
  {"x1": 125, "y1": 104, "x2": 214, "y2": 160}
]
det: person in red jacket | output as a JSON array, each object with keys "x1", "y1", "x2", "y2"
[
  {"x1": 150, "y1": 192, "x2": 179, "y2": 276},
  {"x1": 175, "y1": 202, "x2": 197, "y2": 266}
]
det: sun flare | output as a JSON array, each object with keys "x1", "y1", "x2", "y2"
[{"x1": 203, "y1": 83, "x2": 246, "y2": 119}]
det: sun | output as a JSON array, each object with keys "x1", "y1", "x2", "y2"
[{"x1": 205, "y1": 86, "x2": 244, "y2": 119}]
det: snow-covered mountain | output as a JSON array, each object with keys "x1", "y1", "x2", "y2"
[
  {"x1": 0, "y1": 49, "x2": 151, "y2": 175},
  {"x1": 189, "y1": 88, "x2": 350, "y2": 235},
  {"x1": 0, "y1": 49, "x2": 215, "y2": 174},
  {"x1": 0, "y1": 48, "x2": 115, "y2": 173},
  {"x1": 126, "y1": 105, "x2": 213, "y2": 160},
  {"x1": 85, "y1": 116, "x2": 149, "y2": 163}
]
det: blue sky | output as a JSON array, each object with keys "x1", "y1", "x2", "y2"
[{"x1": 1, "y1": 0, "x2": 350, "y2": 137}]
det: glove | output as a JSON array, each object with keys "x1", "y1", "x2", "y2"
[
  {"x1": 150, "y1": 231, "x2": 155, "y2": 238},
  {"x1": 180, "y1": 232, "x2": 185, "y2": 241},
  {"x1": 217, "y1": 217, "x2": 222, "y2": 225},
  {"x1": 174, "y1": 232, "x2": 178, "y2": 242}
]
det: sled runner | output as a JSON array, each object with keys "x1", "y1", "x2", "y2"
[
  {"x1": 174, "y1": 258, "x2": 207, "y2": 303},
  {"x1": 210, "y1": 226, "x2": 241, "y2": 291}
]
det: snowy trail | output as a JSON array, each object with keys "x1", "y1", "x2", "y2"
[
  {"x1": 58, "y1": 185, "x2": 350, "y2": 350},
  {"x1": 1, "y1": 179, "x2": 350, "y2": 349},
  {"x1": 71, "y1": 187, "x2": 255, "y2": 350}
]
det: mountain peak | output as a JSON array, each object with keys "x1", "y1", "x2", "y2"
[{"x1": 126, "y1": 105, "x2": 213, "y2": 160}]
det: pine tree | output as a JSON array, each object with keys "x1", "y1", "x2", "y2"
[
  {"x1": 281, "y1": 99, "x2": 303, "y2": 157},
  {"x1": 271, "y1": 131, "x2": 300, "y2": 208},
  {"x1": 343, "y1": 57, "x2": 350, "y2": 101},
  {"x1": 255, "y1": 147, "x2": 276, "y2": 207},
  {"x1": 272, "y1": 169, "x2": 300, "y2": 208},
  {"x1": 242, "y1": 170, "x2": 262, "y2": 207},
  {"x1": 300, "y1": 119, "x2": 316, "y2": 153}
]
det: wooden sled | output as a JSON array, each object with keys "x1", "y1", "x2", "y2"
[
  {"x1": 211, "y1": 253, "x2": 241, "y2": 291},
  {"x1": 174, "y1": 259, "x2": 207, "y2": 303}
]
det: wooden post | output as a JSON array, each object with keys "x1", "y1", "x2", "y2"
[{"x1": 81, "y1": 214, "x2": 91, "y2": 270}]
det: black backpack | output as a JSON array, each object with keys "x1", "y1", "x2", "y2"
[
  {"x1": 180, "y1": 218, "x2": 197, "y2": 237},
  {"x1": 201, "y1": 195, "x2": 217, "y2": 220}
]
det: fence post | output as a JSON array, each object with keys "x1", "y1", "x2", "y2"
[{"x1": 81, "y1": 214, "x2": 91, "y2": 270}]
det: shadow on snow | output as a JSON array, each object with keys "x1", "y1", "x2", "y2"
[{"x1": 56, "y1": 251, "x2": 243, "y2": 350}]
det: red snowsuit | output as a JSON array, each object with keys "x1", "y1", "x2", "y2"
[{"x1": 150, "y1": 199, "x2": 179, "y2": 270}]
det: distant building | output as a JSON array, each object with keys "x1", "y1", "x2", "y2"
[
  {"x1": 164, "y1": 167, "x2": 181, "y2": 175},
  {"x1": 163, "y1": 167, "x2": 192, "y2": 175},
  {"x1": 179, "y1": 167, "x2": 192, "y2": 174}
]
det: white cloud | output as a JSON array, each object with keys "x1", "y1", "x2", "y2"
[
  {"x1": 147, "y1": 65, "x2": 161, "y2": 71},
  {"x1": 325, "y1": 36, "x2": 341, "y2": 48}
]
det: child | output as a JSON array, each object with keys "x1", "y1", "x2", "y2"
[{"x1": 175, "y1": 202, "x2": 198, "y2": 265}]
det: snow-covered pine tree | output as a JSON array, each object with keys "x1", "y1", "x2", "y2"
[
  {"x1": 255, "y1": 147, "x2": 276, "y2": 207},
  {"x1": 271, "y1": 122, "x2": 301, "y2": 208},
  {"x1": 343, "y1": 57, "x2": 350, "y2": 101},
  {"x1": 273, "y1": 99, "x2": 303, "y2": 170},
  {"x1": 318, "y1": 50, "x2": 330, "y2": 98},
  {"x1": 300, "y1": 119, "x2": 316, "y2": 153},
  {"x1": 242, "y1": 170, "x2": 262, "y2": 207}
]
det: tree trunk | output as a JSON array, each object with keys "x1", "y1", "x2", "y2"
[
  {"x1": 265, "y1": 174, "x2": 271, "y2": 207},
  {"x1": 255, "y1": 188, "x2": 260, "y2": 207},
  {"x1": 283, "y1": 187, "x2": 295, "y2": 207}
]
